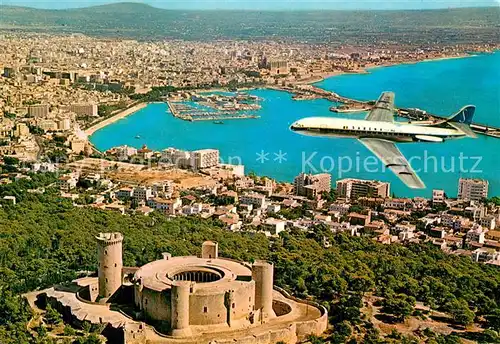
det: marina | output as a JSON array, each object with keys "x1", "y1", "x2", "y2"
[{"x1": 166, "y1": 91, "x2": 262, "y2": 122}]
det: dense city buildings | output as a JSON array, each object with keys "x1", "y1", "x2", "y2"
[
  {"x1": 458, "y1": 178, "x2": 489, "y2": 202},
  {"x1": 336, "y1": 178, "x2": 390, "y2": 200},
  {"x1": 0, "y1": 30, "x2": 497, "y2": 165}
]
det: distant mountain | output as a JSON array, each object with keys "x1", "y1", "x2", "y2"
[{"x1": 0, "y1": 3, "x2": 498, "y2": 44}]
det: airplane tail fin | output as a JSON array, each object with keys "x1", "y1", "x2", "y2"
[
  {"x1": 446, "y1": 105, "x2": 475, "y2": 125},
  {"x1": 446, "y1": 105, "x2": 477, "y2": 138}
]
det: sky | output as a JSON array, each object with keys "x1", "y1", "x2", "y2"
[{"x1": 1, "y1": 0, "x2": 499, "y2": 10}]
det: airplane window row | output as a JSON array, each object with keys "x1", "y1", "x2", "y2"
[{"x1": 342, "y1": 126, "x2": 386, "y2": 132}]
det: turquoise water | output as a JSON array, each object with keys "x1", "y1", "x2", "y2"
[{"x1": 91, "y1": 52, "x2": 500, "y2": 198}]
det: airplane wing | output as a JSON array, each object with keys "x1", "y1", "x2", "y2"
[
  {"x1": 365, "y1": 91, "x2": 396, "y2": 122},
  {"x1": 359, "y1": 138, "x2": 425, "y2": 189}
]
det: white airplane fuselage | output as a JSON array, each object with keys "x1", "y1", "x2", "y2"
[{"x1": 290, "y1": 117, "x2": 466, "y2": 143}]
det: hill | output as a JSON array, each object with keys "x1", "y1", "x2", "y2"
[
  {"x1": 0, "y1": 175, "x2": 499, "y2": 343},
  {"x1": 0, "y1": 3, "x2": 499, "y2": 44}
]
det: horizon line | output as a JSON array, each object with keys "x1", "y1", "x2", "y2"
[{"x1": 1, "y1": 1, "x2": 499, "y2": 11}]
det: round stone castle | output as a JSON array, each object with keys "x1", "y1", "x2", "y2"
[
  {"x1": 35, "y1": 233, "x2": 327, "y2": 344},
  {"x1": 132, "y1": 241, "x2": 277, "y2": 336}
]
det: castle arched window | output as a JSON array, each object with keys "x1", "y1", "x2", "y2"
[{"x1": 203, "y1": 306, "x2": 208, "y2": 313}]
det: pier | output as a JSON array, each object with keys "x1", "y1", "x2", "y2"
[{"x1": 281, "y1": 84, "x2": 370, "y2": 106}]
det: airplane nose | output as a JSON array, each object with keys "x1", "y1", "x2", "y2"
[{"x1": 290, "y1": 121, "x2": 301, "y2": 131}]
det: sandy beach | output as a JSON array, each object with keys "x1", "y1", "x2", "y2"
[{"x1": 85, "y1": 103, "x2": 147, "y2": 136}]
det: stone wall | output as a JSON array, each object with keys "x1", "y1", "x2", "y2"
[
  {"x1": 212, "y1": 323, "x2": 297, "y2": 344},
  {"x1": 273, "y1": 286, "x2": 328, "y2": 339},
  {"x1": 140, "y1": 288, "x2": 171, "y2": 323}
]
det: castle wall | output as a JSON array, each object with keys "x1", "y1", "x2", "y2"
[
  {"x1": 140, "y1": 288, "x2": 171, "y2": 323},
  {"x1": 273, "y1": 286, "x2": 328, "y2": 339},
  {"x1": 188, "y1": 280, "x2": 255, "y2": 326},
  {"x1": 213, "y1": 323, "x2": 297, "y2": 344},
  {"x1": 189, "y1": 292, "x2": 226, "y2": 325}
]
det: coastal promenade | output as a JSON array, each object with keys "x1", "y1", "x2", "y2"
[{"x1": 85, "y1": 103, "x2": 147, "y2": 136}]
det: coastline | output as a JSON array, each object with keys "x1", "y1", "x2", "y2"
[
  {"x1": 85, "y1": 103, "x2": 148, "y2": 136},
  {"x1": 86, "y1": 51, "x2": 491, "y2": 136},
  {"x1": 304, "y1": 52, "x2": 475, "y2": 85}
]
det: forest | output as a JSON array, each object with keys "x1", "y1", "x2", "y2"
[{"x1": 0, "y1": 175, "x2": 499, "y2": 343}]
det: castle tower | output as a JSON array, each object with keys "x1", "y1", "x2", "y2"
[
  {"x1": 170, "y1": 280, "x2": 192, "y2": 337},
  {"x1": 96, "y1": 232, "x2": 123, "y2": 300},
  {"x1": 252, "y1": 260, "x2": 276, "y2": 322},
  {"x1": 201, "y1": 241, "x2": 218, "y2": 259}
]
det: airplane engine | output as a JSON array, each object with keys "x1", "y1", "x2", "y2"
[{"x1": 415, "y1": 135, "x2": 444, "y2": 143}]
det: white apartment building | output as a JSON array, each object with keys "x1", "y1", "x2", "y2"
[
  {"x1": 384, "y1": 198, "x2": 413, "y2": 210},
  {"x1": 133, "y1": 186, "x2": 153, "y2": 201},
  {"x1": 239, "y1": 192, "x2": 267, "y2": 209},
  {"x1": 28, "y1": 104, "x2": 49, "y2": 117},
  {"x1": 267, "y1": 203, "x2": 281, "y2": 214},
  {"x1": 148, "y1": 198, "x2": 182, "y2": 215},
  {"x1": 62, "y1": 103, "x2": 98, "y2": 117},
  {"x1": 182, "y1": 203, "x2": 203, "y2": 215},
  {"x1": 152, "y1": 181, "x2": 174, "y2": 197},
  {"x1": 116, "y1": 188, "x2": 134, "y2": 199},
  {"x1": 472, "y1": 249, "x2": 500, "y2": 264},
  {"x1": 329, "y1": 202, "x2": 351, "y2": 215},
  {"x1": 161, "y1": 148, "x2": 219, "y2": 170},
  {"x1": 480, "y1": 215, "x2": 496, "y2": 230},
  {"x1": 458, "y1": 178, "x2": 489, "y2": 202},
  {"x1": 192, "y1": 149, "x2": 219, "y2": 169},
  {"x1": 58, "y1": 174, "x2": 77, "y2": 192},
  {"x1": 432, "y1": 189, "x2": 445, "y2": 203},
  {"x1": 466, "y1": 225, "x2": 486, "y2": 244},
  {"x1": 262, "y1": 218, "x2": 286, "y2": 237},
  {"x1": 336, "y1": 178, "x2": 390, "y2": 200}
]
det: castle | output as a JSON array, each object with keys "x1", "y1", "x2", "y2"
[{"x1": 32, "y1": 233, "x2": 327, "y2": 343}]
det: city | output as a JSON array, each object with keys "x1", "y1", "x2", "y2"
[{"x1": 0, "y1": 2, "x2": 499, "y2": 344}]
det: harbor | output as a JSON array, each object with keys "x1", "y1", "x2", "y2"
[{"x1": 166, "y1": 91, "x2": 262, "y2": 122}]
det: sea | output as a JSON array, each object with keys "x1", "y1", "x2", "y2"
[{"x1": 90, "y1": 51, "x2": 500, "y2": 198}]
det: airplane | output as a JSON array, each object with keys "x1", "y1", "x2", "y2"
[{"x1": 290, "y1": 91, "x2": 477, "y2": 189}]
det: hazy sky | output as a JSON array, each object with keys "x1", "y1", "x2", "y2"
[{"x1": 1, "y1": 0, "x2": 499, "y2": 10}]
